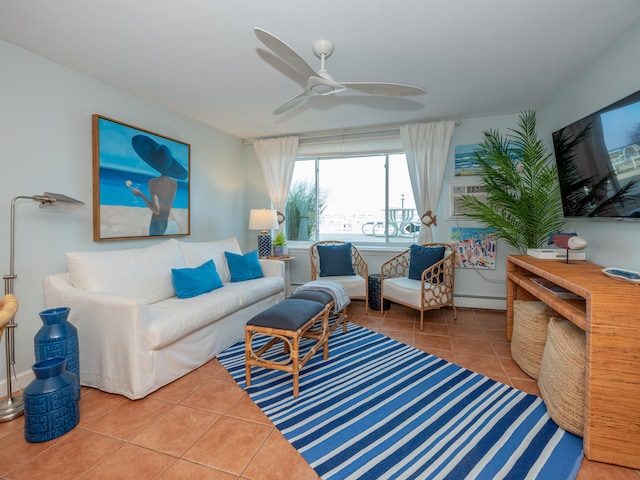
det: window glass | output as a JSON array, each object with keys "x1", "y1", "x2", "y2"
[{"x1": 286, "y1": 153, "x2": 419, "y2": 245}]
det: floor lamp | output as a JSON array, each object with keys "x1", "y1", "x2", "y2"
[{"x1": 0, "y1": 193, "x2": 84, "y2": 422}]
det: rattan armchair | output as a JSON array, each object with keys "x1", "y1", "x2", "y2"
[
  {"x1": 380, "y1": 243, "x2": 456, "y2": 330},
  {"x1": 309, "y1": 241, "x2": 369, "y2": 314}
]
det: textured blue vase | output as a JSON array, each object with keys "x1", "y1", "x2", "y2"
[
  {"x1": 24, "y1": 357, "x2": 79, "y2": 443},
  {"x1": 34, "y1": 307, "x2": 80, "y2": 398}
]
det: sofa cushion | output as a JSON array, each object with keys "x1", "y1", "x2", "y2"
[
  {"x1": 66, "y1": 239, "x2": 184, "y2": 303},
  {"x1": 172, "y1": 260, "x2": 223, "y2": 299},
  {"x1": 147, "y1": 275, "x2": 284, "y2": 349},
  {"x1": 225, "y1": 250, "x2": 264, "y2": 282},
  {"x1": 408, "y1": 245, "x2": 445, "y2": 281},
  {"x1": 317, "y1": 243, "x2": 355, "y2": 277},
  {"x1": 147, "y1": 287, "x2": 243, "y2": 349},
  {"x1": 179, "y1": 238, "x2": 242, "y2": 283}
]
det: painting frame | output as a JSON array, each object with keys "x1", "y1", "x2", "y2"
[
  {"x1": 92, "y1": 115, "x2": 191, "y2": 241},
  {"x1": 451, "y1": 227, "x2": 497, "y2": 270}
]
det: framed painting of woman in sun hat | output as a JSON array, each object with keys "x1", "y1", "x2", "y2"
[{"x1": 92, "y1": 115, "x2": 190, "y2": 241}]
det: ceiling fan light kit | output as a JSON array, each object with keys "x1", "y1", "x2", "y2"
[{"x1": 254, "y1": 27, "x2": 426, "y2": 114}]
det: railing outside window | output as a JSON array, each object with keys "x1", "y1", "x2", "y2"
[{"x1": 286, "y1": 153, "x2": 419, "y2": 246}]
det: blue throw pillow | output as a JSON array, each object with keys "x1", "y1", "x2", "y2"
[
  {"x1": 225, "y1": 250, "x2": 264, "y2": 282},
  {"x1": 317, "y1": 243, "x2": 356, "y2": 277},
  {"x1": 408, "y1": 245, "x2": 446, "y2": 281},
  {"x1": 172, "y1": 260, "x2": 223, "y2": 299}
]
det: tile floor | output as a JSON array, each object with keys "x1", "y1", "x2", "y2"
[{"x1": 0, "y1": 302, "x2": 638, "y2": 479}]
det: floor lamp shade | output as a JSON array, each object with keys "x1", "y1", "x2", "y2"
[
  {"x1": 1, "y1": 192, "x2": 84, "y2": 422},
  {"x1": 249, "y1": 209, "x2": 278, "y2": 258}
]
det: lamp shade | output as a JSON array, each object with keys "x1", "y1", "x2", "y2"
[{"x1": 249, "y1": 209, "x2": 278, "y2": 231}]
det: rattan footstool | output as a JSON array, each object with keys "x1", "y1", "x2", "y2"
[
  {"x1": 245, "y1": 298, "x2": 330, "y2": 397},
  {"x1": 511, "y1": 300, "x2": 557, "y2": 379},
  {"x1": 538, "y1": 316, "x2": 586, "y2": 437},
  {"x1": 288, "y1": 289, "x2": 346, "y2": 334}
]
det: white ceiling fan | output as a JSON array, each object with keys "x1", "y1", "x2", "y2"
[{"x1": 254, "y1": 27, "x2": 427, "y2": 115}]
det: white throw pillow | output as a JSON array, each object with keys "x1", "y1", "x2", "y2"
[
  {"x1": 179, "y1": 237, "x2": 242, "y2": 283},
  {"x1": 66, "y1": 239, "x2": 185, "y2": 303}
]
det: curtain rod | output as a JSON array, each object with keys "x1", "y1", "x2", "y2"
[{"x1": 243, "y1": 119, "x2": 462, "y2": 146}]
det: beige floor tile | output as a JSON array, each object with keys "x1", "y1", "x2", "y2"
[
  {"x1": 161, "y1": 459, "x2": 238, "y2": 479},
  {"x1": 77, "y1": 387, "x2": 128, "y2": 426},
  {"x1": 454, "y1": 352, "x2": 508, "y2": 380},
  {"x1": 225, "y1": 393, "x2": 273, "y2": 425},
  {"x1": 242, "y1": 430, "x2": 319, "y2": 480},
  {"x1": 131, "y1": 404, "x2": 221, "y2": 457},
  {"x1": 83, "y1": 443, "x2": 176, "y2": 479},
  {"x1": 180, "y1": 377, "x2": 245, "y2": 414},
  {"x1": 149, "y1": 371, "x2": 211, "y2": 403},
  {"x1": 450, "y1": 336, "x2": 496, "y2": 356},
  {"x1": 183, "y1": 416, "x2": 272, "y2": 475},
  {"x1": 5, "y1": 429, "x2": 123, "y2": 479},
  {"x1": 83, "y1": 396, "x2": 173, "y2": 441}
]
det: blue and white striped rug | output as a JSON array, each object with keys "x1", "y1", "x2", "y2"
[{"x1": 218, "y1": 323, "x2": 583, "y2": 480}]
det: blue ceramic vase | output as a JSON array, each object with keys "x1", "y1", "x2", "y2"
[
  {"x1": 34, "y1": 307, "x2": 80, "y2": 398},
  {"x1": 24, "y1": 357, "x2": 79, "y2": 443}
]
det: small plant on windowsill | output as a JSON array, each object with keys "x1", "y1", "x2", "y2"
[{"x1": 272, "y1": 231, "x2": 287, "y2": 257}]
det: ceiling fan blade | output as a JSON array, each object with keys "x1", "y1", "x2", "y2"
[
  {"x1": 273, "y1": 91, "x2": 311, "y2": 115},
  {"x1": 254, "y1": 28, "x2": 318, "y2": 79},
  {"x1": 341, "y1": 82, "x2": 426, "y2": 96}
]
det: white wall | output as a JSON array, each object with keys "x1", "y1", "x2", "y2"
[
  {"x1": 537, "y1": 20, "x2": 640, "y2": 270},
  {"x1": 0, "y1": 40, "x2": 248, "y2": 389}
]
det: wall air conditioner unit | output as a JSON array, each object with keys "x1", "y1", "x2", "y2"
[{"x1": 450, "y1": 184, "x2": 488, "y2": 218}]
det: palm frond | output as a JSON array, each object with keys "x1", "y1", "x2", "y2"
[{"x1": 457, "y1": 110, "x2": 565, "y2": 253}]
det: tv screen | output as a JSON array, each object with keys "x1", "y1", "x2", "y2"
[{"x1": 552, "y1": 89, "x2": 640, "y2": 219}]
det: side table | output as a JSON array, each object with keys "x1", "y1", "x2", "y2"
[
  {"x1": 368, "y1": 274, "x2": 390, "y2": 311},
  {"x1": 268, "y1": 255, "x2": 295, "y2": 296}
]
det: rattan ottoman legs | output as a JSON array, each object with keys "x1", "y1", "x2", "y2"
[{"x1": 245, "y1": 298, "x2": 331, "y2": 397}]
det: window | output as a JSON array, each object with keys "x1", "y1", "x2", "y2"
[{"x1": 285, "y1": 153, "x2": 419, "y2": 245}]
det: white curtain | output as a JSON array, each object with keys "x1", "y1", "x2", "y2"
[
  {"x1": 253, "y1": 136, "x2": 299, "y2": 231},
  {"x1": 400, "y1": 121, "x2": 455, "y2": 244}
]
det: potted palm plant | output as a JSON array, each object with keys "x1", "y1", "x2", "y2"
[
  {"x1": 457, "y1": 110, "x2": 565, "y2": 253},
  {"x1": 272, "y1": 231, "x2": 287, "y2": 257}
]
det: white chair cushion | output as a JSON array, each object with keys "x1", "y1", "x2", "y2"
[
  {"x1": 325, "y1": 274, "x2": 366, "y2": 298},
  {"x1": 66, "y1": 239, "x2": 184, "y2": 303},
  {"x1": 179, "y1": 237, "x2": 242, "y2": 283},
  {"x1": 383, "y1": 276, "x2": 434, "y2": 308}
]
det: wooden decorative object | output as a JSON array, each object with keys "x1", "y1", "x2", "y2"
[{"x1": 506, "y1": 254, "x2": 640, "y2": 469}]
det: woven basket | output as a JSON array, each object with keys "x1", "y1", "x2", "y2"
[
  {"x1": 511, "y1": 300, "x2": 555, "y2": 379},
  {"x1": 538, "y1": 316, "x2": 586, "y2": 437}
]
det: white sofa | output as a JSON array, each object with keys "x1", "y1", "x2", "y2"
[{"x1": 43, "y1": 237, "x2": 285, "y2": 399}]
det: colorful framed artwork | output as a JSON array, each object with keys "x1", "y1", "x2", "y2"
[
  {"x1": 451, "y1": 227, "x2": 497, "y2": 269},
  {"x1": 92, "y1": 115, "x2": 190, "y2": 241},
  {"x1": 454, "y1": 144, "x2": 483, "y2": 176}
]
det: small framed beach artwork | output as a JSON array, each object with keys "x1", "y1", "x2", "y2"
[
  {"x1": 454, "y1": 144, "x2": 483, "y2": 176},
  {"x1": 92, "y1": 115, "x2": 190, "y2": 241}
]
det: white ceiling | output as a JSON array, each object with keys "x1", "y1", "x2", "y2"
[{"x1": 2, "y1": 0, "x2": 640, "y2": 140}]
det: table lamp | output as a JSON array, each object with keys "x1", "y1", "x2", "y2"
[{"x1": 249, "y1": 209, "x2": 278, "y2": 258}]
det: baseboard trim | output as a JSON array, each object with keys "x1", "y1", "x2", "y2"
[{"x1": 0, "y1": 369, "x2": 35, "y2": 398}]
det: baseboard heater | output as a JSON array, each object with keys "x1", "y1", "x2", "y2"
[{"x1": 454, "y1": 294, "x2": 506, "y2": 301}]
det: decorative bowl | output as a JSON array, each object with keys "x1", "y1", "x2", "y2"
[{"x1": 602, "y1": 267, "x2": 640, "y2": 285}]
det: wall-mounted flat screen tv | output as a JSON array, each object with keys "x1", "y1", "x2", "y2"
[{"x1": 552, "y1": 89, "x2": 640, "y2": 219}]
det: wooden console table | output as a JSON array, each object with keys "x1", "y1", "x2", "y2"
[{"x1": 506, "y1": 255, "x2": 640, "y2": 469}]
